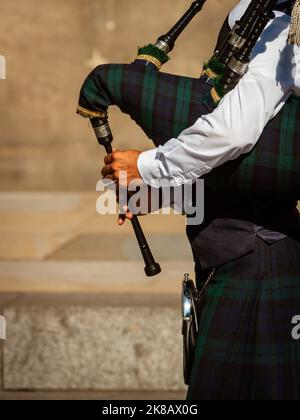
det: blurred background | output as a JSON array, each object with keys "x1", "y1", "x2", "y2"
[{"x1": 0, "y1": 0, "x2": 235, "y2": 400}]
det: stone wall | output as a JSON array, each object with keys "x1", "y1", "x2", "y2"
[{"x1": 0, "y1": 0, "x2": 236, "y2": 191}]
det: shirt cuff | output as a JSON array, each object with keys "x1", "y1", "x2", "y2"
[{"x1": 137, "y1": 149, "x2": 161, "y2": 187}]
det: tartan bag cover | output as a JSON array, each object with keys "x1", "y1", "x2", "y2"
[{"x1": 78, "y1": 63, "x2": 300, "y2": 200}]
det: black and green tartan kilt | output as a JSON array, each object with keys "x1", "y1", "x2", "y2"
[{"x1": 188, "y1": 235, "x2": 300, "y2": 401}]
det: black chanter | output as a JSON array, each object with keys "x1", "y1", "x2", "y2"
[{"x1": 91, "y1": 117, "x2": 161, "y2": 277}]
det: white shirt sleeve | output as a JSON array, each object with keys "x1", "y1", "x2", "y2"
[{"x1": 138, "y1": 9, "x2": 298, "y2": 187}]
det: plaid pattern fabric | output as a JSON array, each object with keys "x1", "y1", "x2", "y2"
[
  {"x1": 78, "y1": 63, "x2": 300, "y2": 199},
  {"x1": 78, "y1": 62, "x2": 212, "y2": 146},
  {"x1": 187, "y1": 236, "x2": 300, "y2": 400},
  {"x1": 205, "y1": 94, "x2": 300, "y2": 200}
]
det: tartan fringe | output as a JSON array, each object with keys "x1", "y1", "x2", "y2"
[{"x1": 76, "y1": 106, "x2": 107, "y2": 119}]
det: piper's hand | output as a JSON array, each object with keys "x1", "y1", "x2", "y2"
[
  {"x1": 118, "y1": 207, "x2": 134, "y2": 226},
  {"x1": 101, "y1": 150, "x2": 154, "y2": 226},
  {"x1": 117, "y1": 186, "x2": 156, "y2": 226},
  {"x1": 101, "y1": 150, "x2": 142, "y2": 186}
]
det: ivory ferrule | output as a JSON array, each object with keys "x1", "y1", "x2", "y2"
[
  {"x1": 93, "y1": 122, "x2": 111, "y2": 139},
  {"x1": 228, "y1": 57, "x2": 249, "y2": 76},
  {"x1": 228, "y1": 33, "x2": 246, "y2": 49},
  {"x1": 155, "y1": 40, "x2": 171, "y2": 54}
]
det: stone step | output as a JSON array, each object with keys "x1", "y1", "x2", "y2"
[
  {"x1": 0, "y1": 292, "x2": 187, "y2": 394},
  {"x1": 0, "y1": 192, "x2": 189, "y2": 261},
  {"x1": 0, "y1": 193, "x2": 192, "y2": 397},
  {"x1": 47, "y1": 234, "x2": 192, "y2": 261},
  {"x1": 0, "y1": 261, "x2": 193, "y2": 293},
  {"x1": 0, "y1": 259, "x2": 192, "y2": 396}
]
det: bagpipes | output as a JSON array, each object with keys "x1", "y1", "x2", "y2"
[{"x1": 77, "y1": 0, "x2": 300, "y2": 275}]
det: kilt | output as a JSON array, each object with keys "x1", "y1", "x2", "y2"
[{"x1": 187, "y1": 235, "x2": 300, "y2": 400}]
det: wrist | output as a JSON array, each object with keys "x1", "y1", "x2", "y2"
[{"x1": 137, "y1": 149, "x2": 161, "y2": 187}]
